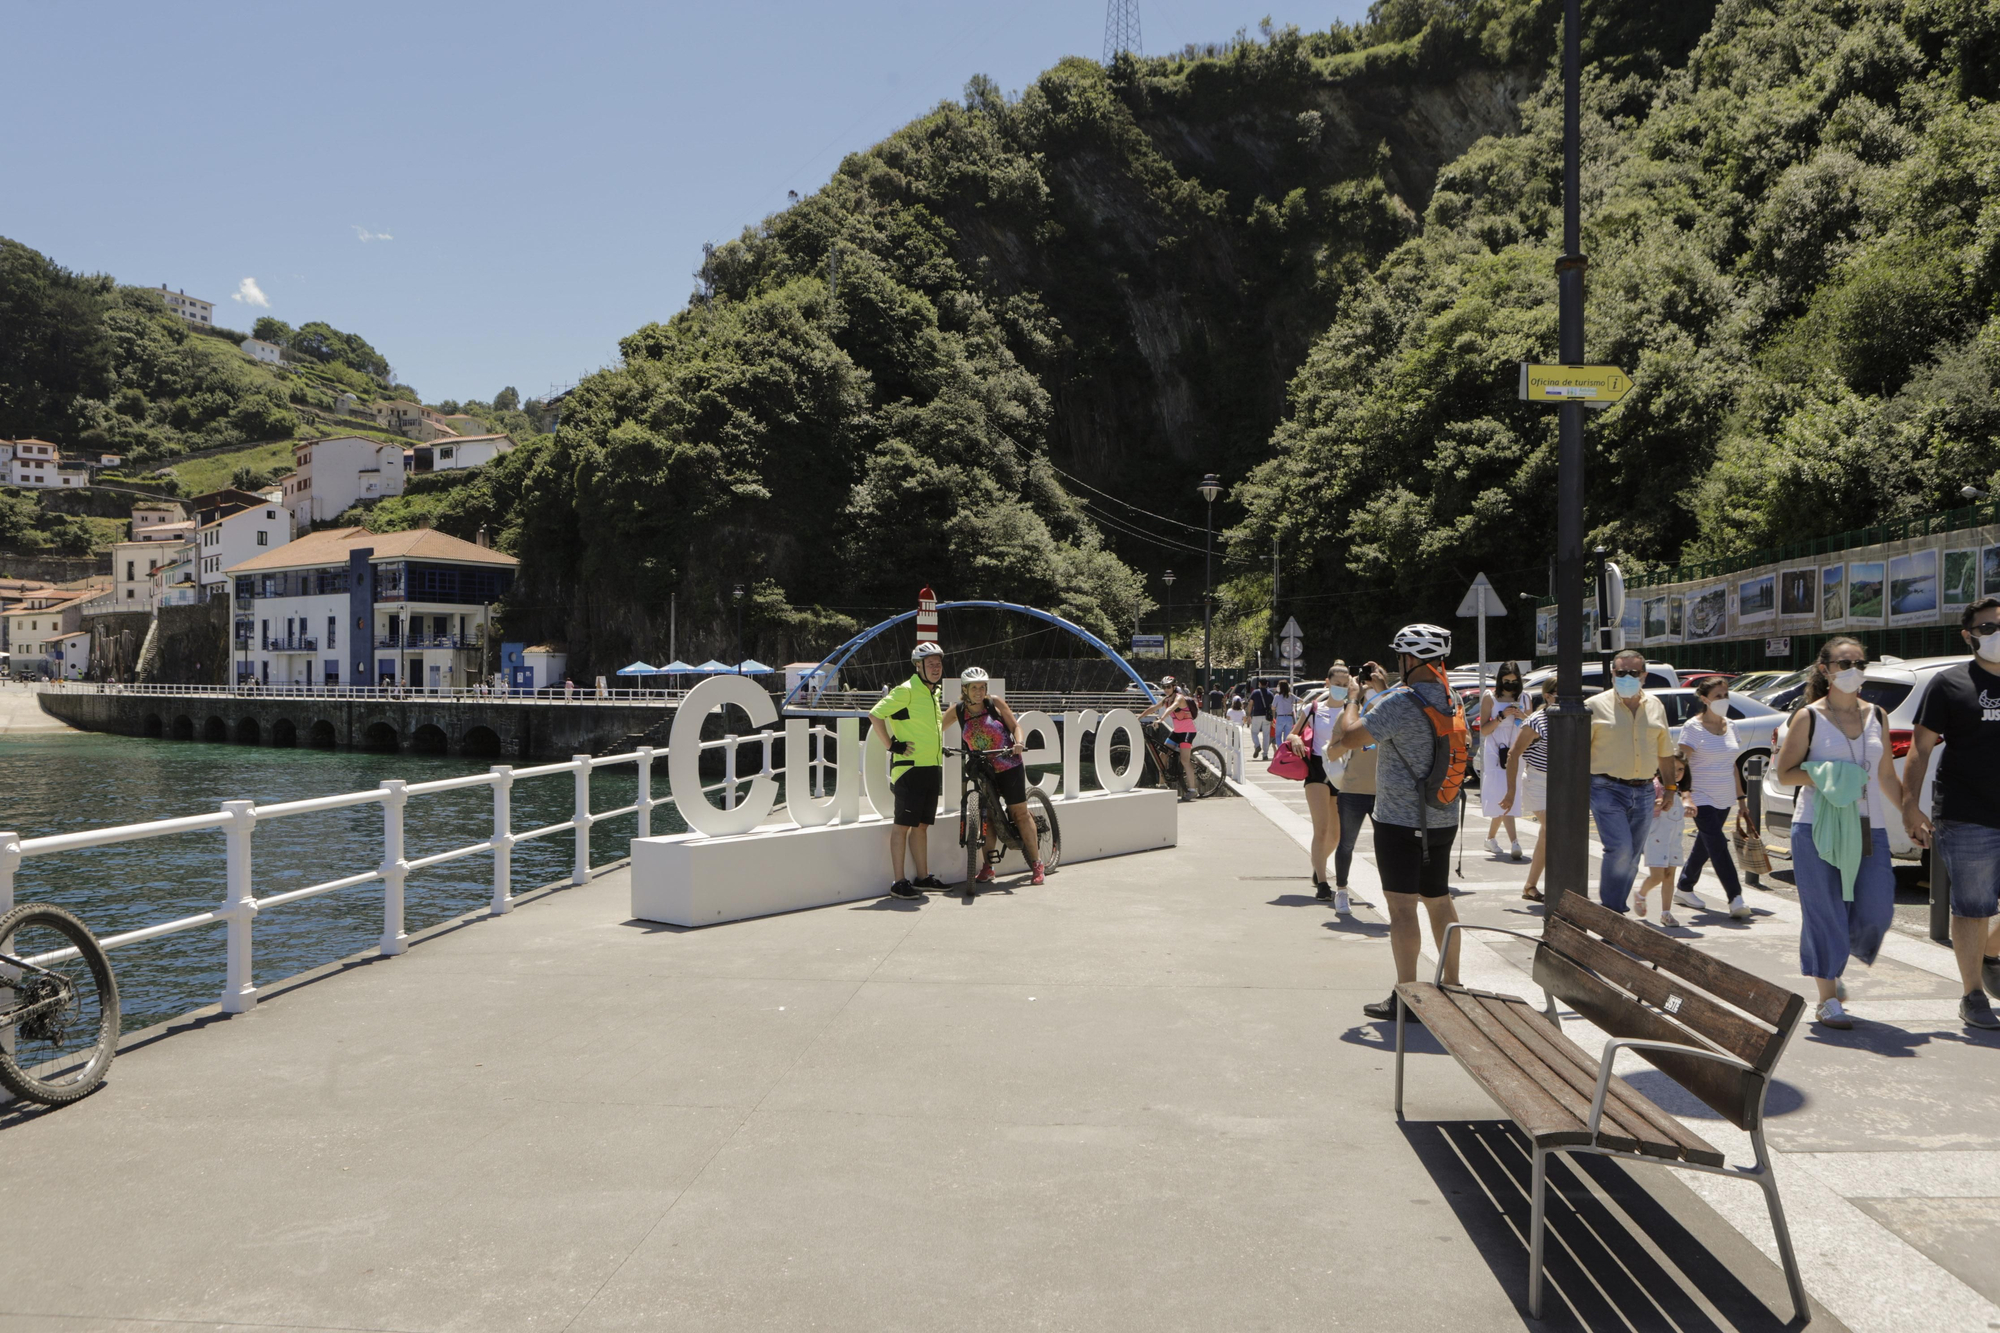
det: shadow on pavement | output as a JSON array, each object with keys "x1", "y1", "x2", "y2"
[
  {"x1": 1402, "y1": 1120, "x2": 1813, "y2": 1332},
  {"x1": 1621, "y1": 1070, "x2": 1808, "y2": 1119}
]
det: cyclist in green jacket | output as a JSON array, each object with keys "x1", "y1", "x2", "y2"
[{"x1": 869, "y1": 642, "x2": 953, "y2": 899}]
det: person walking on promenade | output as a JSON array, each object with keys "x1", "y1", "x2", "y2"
[
  {"x1": 1588, "y1": 648, "x2": 1677, "y2": 912},
  {"x1": 1271, "y1": 680, "x2": 1297, "y2": 759},
  {"x1": 1772, "y1": 635, "x2": 1908, "y2": 1029},
  {"x1": 1676, "y1": 675, "x2": 1753, "y2": 919},
  {"x1": 1138, "y1": 676, "x2": 1201, "y2": 801},
  {"x1": 1287, "y1": 663, "x2": 1353, "y2": 906},
  {"x1": 1480, "y1": 662, "x2": 1526, "y2": 860},
  {"x1": 1900, "y1": 595, "x2": 2000, "y2": 1030},
  {"x1": 1503, "y1": 675, "x2": 1560, "y2": 902},
  {"x1": 1334, "y1": 625, "x2": 1467, "y2": 1023},
  {"x1": 1247, "y1": 679, "x2": 1272, "y2": 759},
  {"x1": 869, "y1": 641, "x2": 953, "y2": 900},
  {"x1": 1634, "y1": 759, "x2": 1693, "y2": 926},
  {"x1": 1329, "y1": 662, "x2": 1386, "y2": 912},
  {"x1": 1226, "y1": 693, "x2": 1247, "y2": 737}
]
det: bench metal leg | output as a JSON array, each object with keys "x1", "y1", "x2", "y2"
[
  {"x1": 1528, "y1": 1146, "x2": 1550, "y2": 1318},
  {"x1": 1751, "y1": 1127, "x2": 1809, "y2": 1323},
  {"x1": 1394, "y1": 996, "x2": 1407, "y2": 1118}
]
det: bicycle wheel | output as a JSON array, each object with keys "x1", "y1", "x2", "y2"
[
  {"x1": 962, "y1": 789, "x2": 983, "y2": 895},
  {"x1": 0, "y1": 902, "x2": 120, "y2": 1106},
  {"x1": 1189, "y1": 745, "x2": 1227, "y2": 798},
  {"x1": 1028, "y1": 787, "x2": 1061, "y2": 871}
]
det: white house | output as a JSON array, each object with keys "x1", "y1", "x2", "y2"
[
  {"x1": 4, "y1": 588, "x2": 104, "y2": 678},
  {"x1": 284, "y1": 435, "x2": 406, "y2": 530},
  {"x1": 112, "y1": 539, "x2": 179, "y2": 610},
  {"x1": 409, "y1": 434, "x2": 514, "y2": 474},
  {"x1": 241, "y1": 338, "x2": 283, "y2": 365},
  {"x1": 132, "y1": 502, "x2": 189, "y2": 539},
  {"x1": 153, "y1": 543, "x2": 201, "y2": 608},
  {"x1": 195, "y1": 502, "x2": 288, "y2": 598},
  {"x1": 3, "y1": 439, "x2": 63, "y2": 488},
  {"x1": 227, "y1": 526, "x2": 518, "y2": 688},
  {"x1": 157, "y1": 286, "x2": 214, "y2": 327},
  {"x1": 47, "y1": 629, "x2": 90, "y2": 679}
]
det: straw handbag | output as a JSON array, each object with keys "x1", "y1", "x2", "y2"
[{"x1": 1733, "y1": 814, "x2": 1772, "y2": 876}]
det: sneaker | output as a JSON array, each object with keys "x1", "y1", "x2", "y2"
[
  {"x1": 1334, "y1": 888, "x2": 1351, "y2": 915},
  {"x1": 1674, "y1": 889, "x2": 1709, "y2": 912},
  {"x1": 1510, "y1": 843, "x2": 1525, "y2": 861},
  {"x1": 888, "y1": 879, "x2": 921, "y2": 900},
  {"x1": 1983, "y1": 956, "x2": 2000, "y2": 1000},
  {"x1": 1815, "y1": 997, "x2": 1853, "y2": 1029},
  {"x1": 1031, "y1": 861, "x2": 1046, "y2": 886},
  {"x1": 1485, "y1": 837, "x2": 1503, "y2": 857},
  {"x1": 1658, "y1": 910, "x2": 1679, "y2": 928},
  {"x1": 1729, "y1": 895, "x2": 1752, "y2": 920},
  {"x1": 974, "y1": 865, "x2": 995, "y2": 883},
  {"x1": 911, "y1": 874, "x2": 946, "y2": 891},
  {"x1": 1314, "y1": 880, "x2": 1332, "y2": 902},
  {"x1": 1962, "y1": 991, "x2": 2000, "y2": 1030}
]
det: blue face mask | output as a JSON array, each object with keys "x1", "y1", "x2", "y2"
[
  {"x1": 1613, "y1": 674, "x2": 1642, "y2": 698},
  {"x1": 1324, "y1": 685, "x2": 1349, "y2": 703}
]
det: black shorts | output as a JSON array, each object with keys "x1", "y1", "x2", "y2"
[
  {"x1": 1303, "y1": 755, "x2": 1338, "y2": 790},
  {"x1": 1372, "y1": 821, "x2": 1456, "y2": 898},
  {"x1": 985, "y1": 763, "x2": 1029, "y2": 808},
  {"x1": 891, "y1": 765, "x2": 943, "y2": 827}
]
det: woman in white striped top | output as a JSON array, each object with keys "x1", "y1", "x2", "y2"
[{"x1": 1503, "y1": 676, "x2": 1559, "y2": 902}]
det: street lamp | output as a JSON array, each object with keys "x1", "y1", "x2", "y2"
[
  {"x1": 1162, "y1": 569, "x2": 1176, "y2": 662},
  {"x1": 732, "y1": 583, "x2": 745, "y2": 671},
  {"x1": 1198, "y1": 473, "x2": 1220, "y2": 696}
]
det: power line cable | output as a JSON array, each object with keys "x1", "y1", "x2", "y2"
[{"x1": 1049, "y1": 462, "x2": 1211, "y2": 534}]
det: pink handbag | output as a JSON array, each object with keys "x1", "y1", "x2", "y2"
[{"x1": 1266, "y1": 735, "x2": 1309, "y2": 781}]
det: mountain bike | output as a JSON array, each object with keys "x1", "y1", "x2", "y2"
[
  {"x1": 0, "y1": 902, "x2": 120, "y2": 1107},
  {"x1": 948, "y1": 746, "x2": 1061, "y2": 901},
  {"x1": 1111, "y1": 722, "x2": 1226, "y2": 799}
]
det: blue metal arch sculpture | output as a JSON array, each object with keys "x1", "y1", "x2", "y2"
[{"x1": 783, "y1": 600, "x2": 1159, "y2": 710}]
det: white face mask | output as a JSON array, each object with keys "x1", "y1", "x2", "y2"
[
  {"x1": 1977, "y1": 631, "x2": 2000, "y2": 663},
  {"x1": 1324, "y1": 685, "x2": 1349, "y2": 702},
  {"x1": 1706, "y1": 697, "x2": 1728, "y2": 716},
  {"x1": 1613, "y1": 674, "x2": 1642, "y2": 698},
  {"x1": 1831, "y1": 667, "x2": 1865, "y2": 694}
]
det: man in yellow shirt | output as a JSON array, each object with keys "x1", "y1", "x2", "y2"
[
  {"x1": 868, "y1": 642, "x2": 953, "y2": 899},
  {"x1": 1587, "y1": 648, "x2": 1676, "y2": 913}
]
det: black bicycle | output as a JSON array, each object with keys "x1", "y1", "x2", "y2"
[
  {"x1": 948, "y1": 747, "x2": 1061, "y2": 900},
  {"x1": 0, "y1": 902, "x2": 120, "y2": 1107},
  {"x1": 1112, "y1": 722, "x2": 1226, "y2": 799}
]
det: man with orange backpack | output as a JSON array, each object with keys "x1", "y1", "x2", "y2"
[{"x1": 1330, "y1": 624, "x2": 1470, "y2": 1024}]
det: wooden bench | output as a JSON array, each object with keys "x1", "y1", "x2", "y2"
[{"x1": 1393, "y1": 891, "x2": 1810, "y2": 1321}]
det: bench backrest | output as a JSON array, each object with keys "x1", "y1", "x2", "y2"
[{"x1": 1532, "y1": 893, "x2": 1805, "y2": 1130}]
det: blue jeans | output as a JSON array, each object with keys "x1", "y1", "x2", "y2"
[
  {"x1": 1678, "y1": 803, "x2": 1743, "y2": 900},
  {"x1": 1937, "y1": 819, "x2": 2000, "y2": 920},
  {"x1": 1249, "y1": 716, "x2": 1267, "y2": 757},
  {"x1": 1590, "y1": 775, "x2": 1655, "y2": 913},
  {"x1": 1334, "y1": 792, "x2": 1375, "y2": 887},
  {"x1": 1793, "y1": 825, "x2": 1894, "y2": 978}
]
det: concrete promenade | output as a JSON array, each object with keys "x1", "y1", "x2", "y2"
[
  {"x1": 0, "y1": 777, "x2": 1988, "y2": 1329},
  {"x1": 0, "y1": 679, "x2": 78, "y2": 735}
]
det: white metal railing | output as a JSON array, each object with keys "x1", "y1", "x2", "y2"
[
  {"x1": 1193, "y1": 712, "x2": 1245, "y2": 781},
  {"x1": 41, "y1": 681, "x2": 697, "y2": 704},
  {"x1": 0, "y1": 722, "x2": 845, "y2": 1014}
]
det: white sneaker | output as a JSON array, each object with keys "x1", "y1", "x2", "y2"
[
  {"x1": 1815, "y1": 997, "x2": 1853, "y2": 1029},
  {"x1": 1510, "y1": 843, "x2": 1525, "y2": 861},
  {"x1": 1334, "y1": 888, "x2": 1350, "y2": 915},
  {"x1": 1485, "y1": 837, "x2": 1503, "y2": 857},
  {"x1": 1729, "y1": 895, "x2": 1751, "y2": 919},
  {"x1": 1674, "y1": 889, "x2": 1708, "y2": 911},
  {"x1": 1659, "y1": 910, "x2": 1679, "y2": 928}
]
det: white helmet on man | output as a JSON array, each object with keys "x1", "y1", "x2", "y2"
[
  {"x1": 1389, "y1": 623, "x2": 1452, "y2": 661},
  {"x1": 960, "y1": 666, "x2": 990, "y2": 683},
  {"x1": 910, "y1": 642, "x2": 945, "y2": 665}
]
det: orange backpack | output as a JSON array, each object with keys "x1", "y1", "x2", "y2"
[{"x1": 1379, "y1": 682, "x2": 1470, "y2": 820}]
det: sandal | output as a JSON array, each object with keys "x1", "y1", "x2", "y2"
[{"x1": 1521, "y1": 886, "x2": 1543, "y2": 902}]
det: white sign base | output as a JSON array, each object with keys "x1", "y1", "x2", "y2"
[{"x1": 629, "y1": 788, "x2": 1177, "y2": 928}]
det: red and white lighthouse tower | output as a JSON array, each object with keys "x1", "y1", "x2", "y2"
[{"x1": 915, "y1": 586, "x2": 939, "y2": 646}]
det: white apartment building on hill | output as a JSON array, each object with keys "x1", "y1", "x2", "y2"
[
  {"x1": 132, "y1": 502, "x2": 190, "y2": 539},
  {"x1": 2, "y1": 440, "x2": 89, "y2": 488},
  {"x1": 227, "y1": 526, "x2": 517, "y2": 688},
  {"x1": 158, "y1": 286, "x2": 213, "y2": 327},
  {"x1": 409, "y1": 434, "x2": 513, "y2": 474},
  {"x1": 241, "y1": 338, "x2": 282, "y2": 365},
  {"x1": 112, "y1": 539, "x2": 178, "y2": 611},
  {"x1": 284, "y1": 436, "x2": 407, "y2": 529},
  {"x1": 196, "y1": 503, "x2": 287, "y2": 597}
]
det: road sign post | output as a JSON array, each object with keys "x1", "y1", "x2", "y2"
[
  {"x1": 1455, "y1": 573, "x2": 1508, "y2": 702},
  {"x1": 1278, "y1": 615, "x2": 1304, "y2": 682}
]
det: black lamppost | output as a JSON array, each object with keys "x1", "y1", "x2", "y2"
[
  {"x1": 1198, "y1": 473, "x2": 1220, "y2": 695},
  {"x1": 1162, "y1": 569, "x2": 1176, "y2": 662},
  {"x1": 732, "y1": 583, "x2": 745, "y2": 671},
  {"x1": 1545, "y1": 0, "x2": 1591, "y2": 912}
]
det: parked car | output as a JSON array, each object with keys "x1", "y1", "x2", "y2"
[
  {"x1": 1470, "y1": 687, "x2": 1778, "y2": 780},
  {"x1": 1726, "y1": 669, "x2": 1788, "y2": 696},
  {"x1": 1522, "y1": 660, "x2": 1683, "y2": 692},
  {"x1": 1758, "y1": 655, "x2": 1967, "y2": 861}
]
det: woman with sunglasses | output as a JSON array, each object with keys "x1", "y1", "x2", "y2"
[
  {"x1": 1286, "y1": 663, "x2": 1354, "y2": 909},
  {"x1": 1771, "y1": 635, "x2": 1908, "y2": 1029},
  {"x1": 1675, "y1": 676, "x2": 1754, "y2": 920},
  {"x1": 1479, "y1": 662, "x2": 1527, "y2": 860}
]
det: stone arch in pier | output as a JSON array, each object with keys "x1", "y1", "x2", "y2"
[
  {"x1": 202, "y1": 716, "x2": 228, "y2": 743},
  {"x1": 308, "y1": 719, "x2": 338, "y2": 748},
  {"x1": 360, "y1": 721, "x2": 400, "y2": 752},
  {"x1": 171, "y1": 715, "x2": 194, "y2": 740},
  {"x1": 410, "y1": 723, "x2": 448, "y2": 754},
  {"x1": 142, "y1": 713, "x2": 164, "y2": 738},
  {"x1": 271, "y1": 717, "x2": 297, "y2": 747},
  {"x1": 234, "y1": 716, "x2": 262, "y2": 745},
  {"x1": 460, "y1": 725, "x2": 502, "y2": 757}
]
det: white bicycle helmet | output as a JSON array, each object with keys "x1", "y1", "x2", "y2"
[
  {"x1": 911, "y1": 642, "x2": 945, "y2": 665},
  {"x1": 960, "y1": 666, "x2": 990, "y2": 683},
  {"x1": 1389, "y1": 623, "x2": 1452, "y2": 660},
  {"x1": 1158, "y1": 674, "x2": 1177, "y2": 688}
]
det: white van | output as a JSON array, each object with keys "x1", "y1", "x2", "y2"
[{"x1": 1522, "y1": 660, "x2": 1682, "y2": 692}]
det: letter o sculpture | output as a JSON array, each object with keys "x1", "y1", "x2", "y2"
[
  {"x1": 1093, "y1": 708, "x2": 1144, "y2": 793},
  {"x1": 669, "y1": 674, "x2": 780, "y2": 837}
]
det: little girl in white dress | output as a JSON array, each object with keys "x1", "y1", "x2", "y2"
[{"x1": 1635, "y1": 761, "x2": 1693, "y2": 927}]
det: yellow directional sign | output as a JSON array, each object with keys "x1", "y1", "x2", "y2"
[{"x1": 1518, "y1": 362, "x2": 1632, "y2": 408}]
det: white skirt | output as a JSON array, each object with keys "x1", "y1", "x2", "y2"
[
  {"x1": 1480, "y1": 734, "x2": 1517, "y2": 817},
  {"x1": 1644, "y1": 807, "x2": 1686, "y2": 867},
  {"x1": 1520, "y1": 767, "x2": 1547, "y2": 814}
]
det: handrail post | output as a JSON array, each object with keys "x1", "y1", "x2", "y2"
[
  {"x1": 636, "y1": 746, "x2": 655, "y2": 840},
  {"x1": 572, "y1": 754, "x2": 592, "y2": 885},
  {"x1": 0, "y1": 830, "x2": 17, "y2": 919},
  {"x1": 490, "y1": 766, "x2": 514, "y2": 915},
  {"x1": 219, "y1": 800, "x2": 259, "y2": 1012},
  {"x1": 380, "y1": 780, "x2": 408, "y2": 955}
]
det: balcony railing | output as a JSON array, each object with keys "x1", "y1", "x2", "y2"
[
  {"x1": 262, "y1": 637, "x2": 319, "y2": 652},
  {"x1": 375, "y1": 633, "x2": 483, "y2": 650}
]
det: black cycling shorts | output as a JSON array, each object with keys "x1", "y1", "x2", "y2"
[
  {"x1": 985, "y1": 763, "x2": 1029, "y2": 809},
  {"x1": 1372, "y1": 821, "x2": 1456, "y2": 898},
  {"x1": 891, "y1": 765, "x2": 943, "y2": 827},
  {"x1": 1303, "y1": 755, "x2": 1339, "y2": 790}
]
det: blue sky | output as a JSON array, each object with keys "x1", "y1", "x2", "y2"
[{"x1": 5, "y1": 1, "x2": 1369, "y2": 404}]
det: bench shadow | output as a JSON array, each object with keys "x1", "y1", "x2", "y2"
[
  {"x1": 1621, "y1": 1070, "x2": 1808, "y2": 1119},
  {"x1": 1401, "y1": 1120, "x2": 1810, "y2": 1332}
]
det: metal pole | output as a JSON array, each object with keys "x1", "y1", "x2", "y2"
[
  {"x1": 1544, "y1": 0, "x2": 1591, "y2": 914},
  {"x1": 219, "y1": 800, "x2": 258, "y2": 1012},
  {"x1": 572, "y1": 755, "x2": 592, "y2": 885},
  {"x1": 1203, "y1": 498, "x2": 1214, "y2": 695},
  {"x1": 490, "y1": 765, "x2": 514, "y2": 915},
  {"x1": 379, "y1": 780, "x2": 408, "y2": 955}
]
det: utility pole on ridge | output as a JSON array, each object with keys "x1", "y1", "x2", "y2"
[{"x1": 1103, "y1": 0, "x2": 1142, "y2": 63}]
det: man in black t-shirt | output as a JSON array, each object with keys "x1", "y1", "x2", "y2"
[{"x1": 1902, "y1": 596, "x2": 2000, "y2": 1030}]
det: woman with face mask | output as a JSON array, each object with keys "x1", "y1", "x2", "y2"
[
  {"x1": 1675, "y1": 676, "x2": 1752, "y2": 919},
  {"x1": 1287, "y1": 664, "x2": 1354, "y2": 908},
  {"x1": 1772, "y1": 635, "x2": 1908, "y2": 1029},
  {"x1": 1479, "y1": 663, "x2": 1526, "y2": 860}
]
